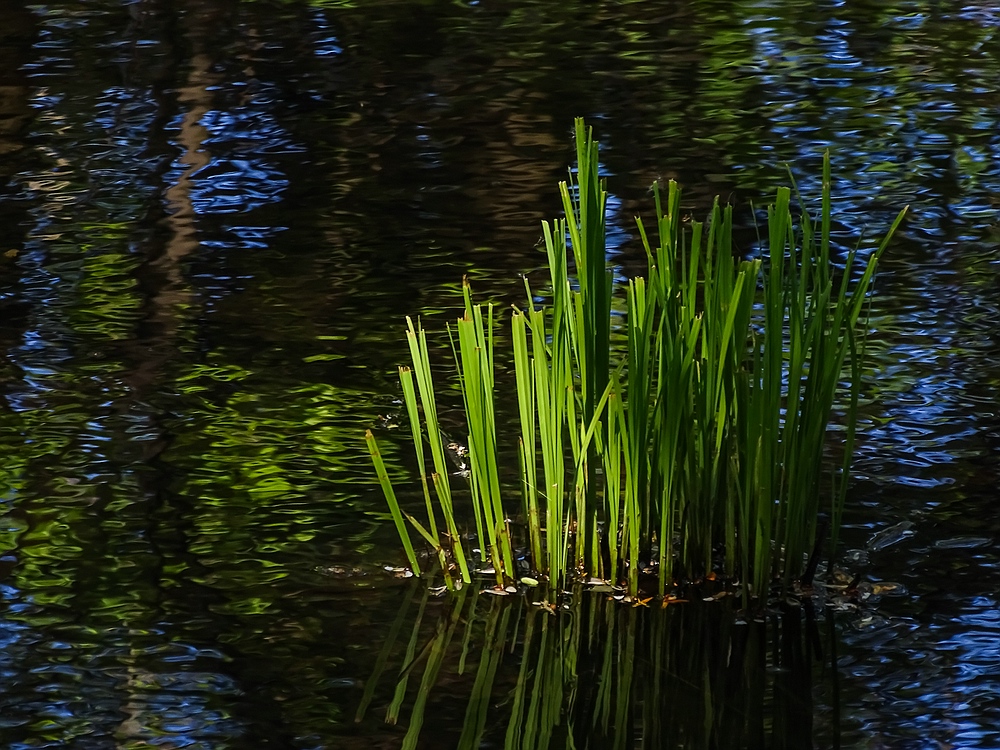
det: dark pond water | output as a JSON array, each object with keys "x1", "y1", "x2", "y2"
[{"x1": 0, "y1": 0, "x2": 999, "y2": 747}]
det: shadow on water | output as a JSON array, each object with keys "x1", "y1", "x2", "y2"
[{"x1": 357, "y1": 586, "x2": 840, "y2": 750}]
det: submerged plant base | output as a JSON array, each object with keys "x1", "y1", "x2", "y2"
[
  {"x1": 395, "y1": 530, "x2": 858, "y2": 616},
  {"x1": 368, "y1": 118, "x2": 907, "y2": 601}
]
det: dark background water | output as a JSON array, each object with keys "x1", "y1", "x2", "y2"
[{"x1": 0, "y1": 0, "x2": 998, "y2": 747}]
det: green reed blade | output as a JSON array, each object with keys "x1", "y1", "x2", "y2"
[
  {"x1": 399, "y1": 366, "x2": 438, "y2": 542},
  {"x1": 405, "y1": 317, "x2": 471, "y2": 584},
  {"x1": 513, "y1": 307, "x2": 543, "y2": 572},
  {"x1": 447, "y1": 319, "x2": 488, "y2": 568},
  {"x1": 366, "y1": 429, "x2": 421, "y2": 576}
]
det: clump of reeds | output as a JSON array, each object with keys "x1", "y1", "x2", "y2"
[{"x1": 366, "y1": 118, "x2": 906, "y2": 601}]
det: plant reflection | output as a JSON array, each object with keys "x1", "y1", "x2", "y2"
[{"x1": 360, "y1": 588, "x2": 836, "y2": 749}]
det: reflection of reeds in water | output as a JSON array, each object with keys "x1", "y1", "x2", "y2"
[
  {"x1": 367, "y1": 119, "x2": 907, "y2": 599},
  {"x1": 356, "y1": 590, "x2": 836, "y2": 749}
]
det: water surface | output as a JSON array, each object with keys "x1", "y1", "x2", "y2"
[{"x1": 0, "y1": 0, "x2": 999, "y2": 747}]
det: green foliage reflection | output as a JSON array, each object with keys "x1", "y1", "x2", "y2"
[{"x1": 359, "y1": 591, "x2": 832, "y2": 749}]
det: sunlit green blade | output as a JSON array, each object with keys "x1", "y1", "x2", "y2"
[
  {"x1": 399, "y1": 366, "x2": 438, "y2": 541},
  {"x1": 366, "y1": 429, "x2": 420, "y2": 576}
]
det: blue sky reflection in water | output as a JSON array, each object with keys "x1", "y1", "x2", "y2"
[{"x1": 0, "y1": 0, "x2": 998, "y2": 746}]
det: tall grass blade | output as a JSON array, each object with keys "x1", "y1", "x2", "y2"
[{"x1": 366, "y1": 429, "x2": 421, "y2": 576}]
